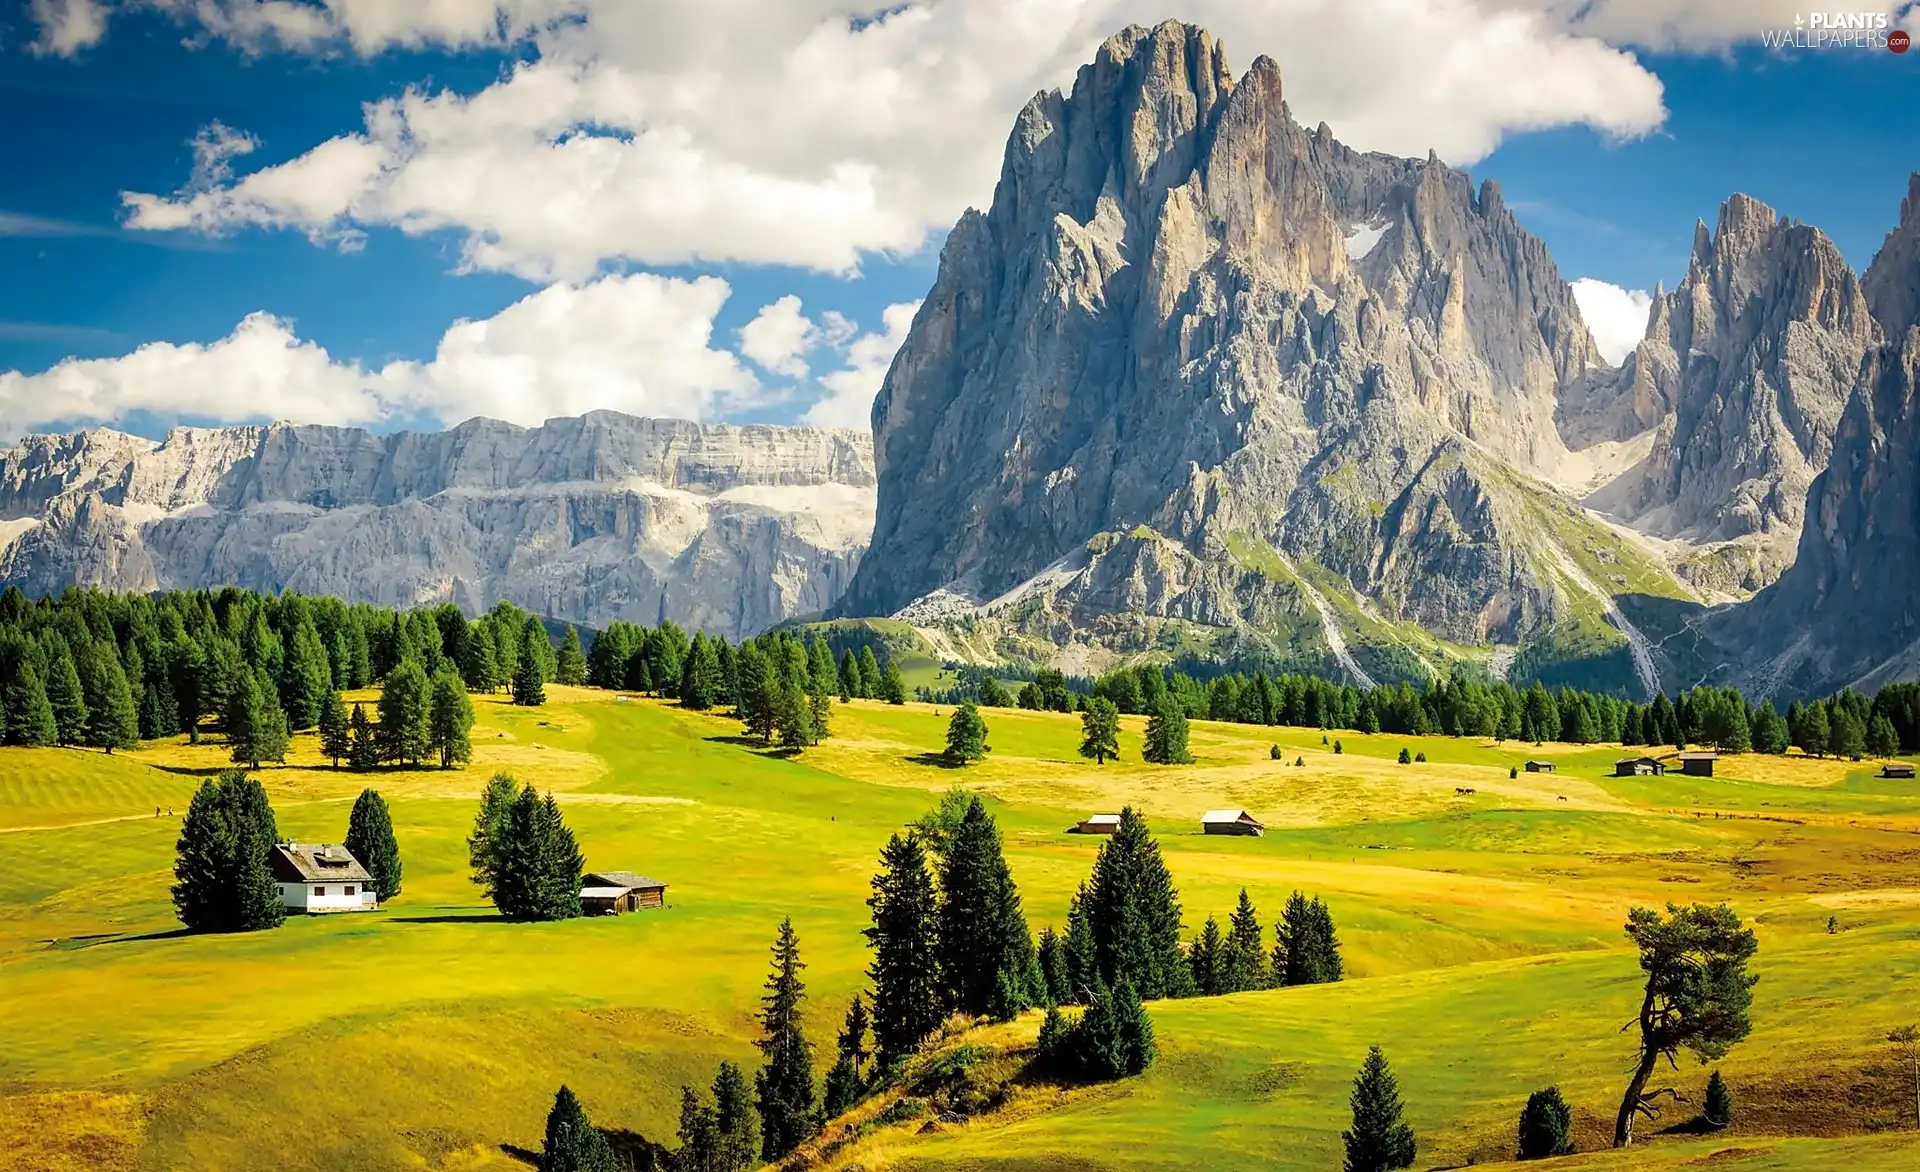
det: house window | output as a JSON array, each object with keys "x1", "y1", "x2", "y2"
[
  {"x1": 344, "y1": 886, "x2": 356, "y2": 896},
  {"x1": 314, "y1": 886, "x2": 326, "y2": 897}
]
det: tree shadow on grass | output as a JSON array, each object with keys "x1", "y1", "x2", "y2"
[
  {"x1": 60, "y1": 927, "x2": 197, "y2": 949},
  {"x1": 904, "y1": 752, "x2": 965, "y2": 770},
  {"x1": 387, "y1": 913, "x2": 509, "y2": 925},
  {"x1": 702, "y1": 734, "x2": 805, "y2": 759}
]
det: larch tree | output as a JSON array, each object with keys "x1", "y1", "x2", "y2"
[
  {"x1": 866, "y1": 832, "x2": 943, "y2": 1065},
  {"x1": 227, "y1": 666, "x2": 289, "y2": 768},
  {"x1": 1079, "y1": 696, "x2": 1121, "y2": 765},
  {"x1": 280, "y1": 619, "x2": 333, "y2": 730},
  {"x1": 753, "y1": 917, "x2": 818, "y2": 1162},
  {"x1": 344, "y1": 788, "x2": 403, "y2": 901},
  {"x1": 1612, "y1": 903, "x2": 1759, "y2": 1147}
]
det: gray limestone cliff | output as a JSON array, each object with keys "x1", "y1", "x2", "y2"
[{"x1": 0, "y1": 412, "x2": 874, "y2": 639}]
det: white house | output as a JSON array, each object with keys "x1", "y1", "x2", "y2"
[{"x1": 270, "y1": 842, "x2": 379, "y2": 913}]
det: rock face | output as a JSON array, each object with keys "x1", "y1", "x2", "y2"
[
  {"x1": 838, "y1": 20, "x2": 1673, "y2": 687},
  {"x1": 1569, "y1": 195, "x2": 1877, "y2": 593},
  {"x1": 1724, "y1": 175, "x2": 1920, "y2": 693},
  {"x1": 0, "y1": 412, "x2": 875, "y2": 640}
]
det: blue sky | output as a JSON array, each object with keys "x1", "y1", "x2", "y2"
[{"x1": 1, "y1": 0, "x2": 1915, "y2": 439}]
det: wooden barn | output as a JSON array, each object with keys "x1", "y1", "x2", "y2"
[
  {"x1": 1201, "y1": 809, "x2": 1266, "y2": 837},
  {"x1": 1678, "y1": 751, "x2": 1718, "y2": 777},
  {"x1": 1615, "y1": 756, "x2": 1666, "y2": 777},
  {"x1": 580, "y1": 871, "x2": 668, "y2": 914},
  {"x1": 1072, "y1": 814, "x2": 1122, "y2": 835},
  {"x1": 1524, "y1": 760, "x2": 1556, "y2": 773},
  {"x1": 1882, "y1": 763, "x2": 1915, "y2": 779}
]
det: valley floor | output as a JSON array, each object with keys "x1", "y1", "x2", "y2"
[{"x1": 2, "y1": 690, "x2": 1918, "y2": 1170}]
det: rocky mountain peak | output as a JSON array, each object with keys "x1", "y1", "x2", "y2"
[{"x1": 1862, "y1": 171, "x2": 1920, "y2": 338}]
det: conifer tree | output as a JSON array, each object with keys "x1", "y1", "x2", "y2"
[
  {"x1": 772, "y1": 671, "x2": 814, "y2": 750},
  {"x1": 1867, "y1": 713, "x2": 1899, "y2": 760},
  {"x1": 1062, "y1": 884, "x2": 1100, "y2": 1002},
  {"x1": 378, "y1": 659, "x2": 433, "y2": 765},
  {"x1": 1343, "y1": 1046, "x2": 1417, "y2": 1172},
  {"x1": 3, "y1": 660, "x2": 58, "y2": 746},
  {"x1": 539, "y1": 1085, "x2": 617, "y2": 1172},
  {"x1": 493, "y1": 788, "x2": 584, "y2": 921},
  {"x1": 1083, "y1": 808, "x2": 1190, "y2": 999},
  {"x1": 838, "y1": 648, "x2": 862, "y2": 701},
  {"x1": 344, "y1": 788, "x2": 403, "y2": 901},
  {"x1": 1188, "y1": 916, "x2": 1227, "y2": 996},
  {"x1": 429, "y1": 664, "x2": 475, "y2": 768},
  {"x1": 318, "y1": 688, "x2": 350, "y2": 767},
  {"x1": 1222, "y1": 889, "x2": 1268, "y2": 992},
  {"x1": 682, "y1": 632, "x2": 722, "y2": 710},
  {"x1": 856, "y1": 646, "x2": 882, "y2": 699},
  {"x1": 1702, "y1": 1069, "x2": 1732, "y2": 1129},
  {"x1": 227, "y1": 666, "x2": 289, "y2": 768},
  {"x1": 1751, "y1": 700, "x2": 1790, "y2": 754},
  {"x1": 712, "y1": 1061, "x2": 758, "y2": 1171},
  {"x1": 881, "y1": 658, "x2": 906, "y2": 705},
  {"x1": 1831, "y1": 706, "x2": 1867, "y2": 760},
  {"x1": 80, "y1": 645, "x2": 140, "y2": 753},
  {"x1": 45, "y1": 642, "x2": 88, "y2": 745},
  {"x1": 937, "y1": 797, "x2": 1035, "y2": 1018},
  {"x1": 675, "y1": 1085, "x2": 719, "y2": 1172},
  {"x1": 822, "y1": 994, "x2": 872, "y2": 1117},
  {"x1": 555, "y1": 625, "x2": 588, "y2": 686},
  {"x1": 347, "y1": 702, "x2": 380, "y2": 771},
  {"x1": 462, "y1": 622, "x2": 500, "y2": 693},
  {"x1": 1037, "y1": 927, "x2": 1072, "y2": 1006},
  {"x1": 1142, "y1": 696, "x2": 1192, "y2": 765},
  {"x1": 1079, "y1": 696, "x2": 1121, "y2": 765},
  {"x1": 281, "y1": 620, "x2": 333, "y2": 730},
  {"x1": 944, "y1": 702, "x2": 989, "y2": 764},
  {"x1": 513, "y1": 621, "x2": 548, "y2": 707},
  {"x1": 754, "y1": 917, "x2": 818, "y2": 1162},
  {"x1": 735, "y1": 643, "x2": 776, "y2": 742},
  {"x1": 466, "y1": 772, "x2": 520, "y2": 902},
  {"x1": 866, "y1": 832, "x2": 943, "y2": 1065},
  {"x1": 1796, "y1": 703, "x2": 1831, "y2": 757},
  {"x1": 171, "y1": 769, "x2": 285, "y2": 933},
  {"x1": 807, "y1": 638, "x2": 838, "y2": 698},
  {"x1": 1274, "y1": 891, "x2": 1344, "y2": 986},
  {"x1": 1517, "y1": 1086, "x2": 1573, "y2": 1160}
]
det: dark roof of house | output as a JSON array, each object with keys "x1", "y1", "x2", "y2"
[
  {"x1": 270, "y1": 843, "x2": 373, "y2": 885},
  {"x1": 583, "y1": 870, "x2": 667, "y2": 891}
]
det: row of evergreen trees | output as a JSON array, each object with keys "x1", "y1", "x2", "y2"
[{"x1": 467, "y1": 773, "x2": 586, "y2": 921}]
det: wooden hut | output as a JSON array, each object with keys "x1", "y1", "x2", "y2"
[
  {"x1": 1201, "y1": 809, "x2": 1266, "y2": 837},
  {"x1": 1678, "y1": 751, "x2": 1718, "y2": 777},
  {"x1": 1881, "y1": 763, "x2": 1915, "y2": 779},
  {"x1": 579, "y1": 871, "x2": 668, "y2": 914},
  {"x1": 1524, "y1": 760, "x2": 1556, "y2": 773},
  {"x1": 1072, "y1": 814, "x2": 1122, "y2": 835},
  {"x1": 1614, "y1": 756, "x2": 1666, "y2": 777}
]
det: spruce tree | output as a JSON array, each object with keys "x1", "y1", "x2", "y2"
[
  {"x1": 772, "y1": 671, "x2": 814, "y2": 750},
  {"x1": 1084, "y1": 808, "x2": 1190, "y2": 999},
  {"x1": 318, "y1": 688, "x2": 350, "y2": 767},
  {"x1": 754, "y1": 917, "x2": 818, "y2": 1162},
  {"x1": 1702, "y1": 1069, "x2": 1732, "y2": 1129},
  {"x1": 1222, "y1": 889, "x2": 1268, "y2": 992},
  {"x1": 1037, "y1": 926, "x2": 1072, "y2": 1005},
  {"x1": 1517, "y1": 1086, "x2": 1573, "y2": 1159},
  {"x1": 462, "y1": 622, "x2": 500, "y2": 693},
  {"x1": 494, "y1": 788, "x2": 583, "y2": 921},
  {"x1": 866, "y1": 832, "x2": 943, "y2": 1065},
  {"x1": 1274, "y1": 891, "x2": 1344, "y2": 986},
  {"x1": 881, "y1": 658, "x2": 906, "y2": 705},
  {"x1": 682, "y1": 632, "x2": 722, "y2": 711},
  {"x1": 1188, "y1": 916, "x2": 1226, "y2": 996},
  {"x1": 45, "y1": 642, "x2": 89, "y2": 746},
  {"x1": 344, "y1": 788, "x2": 403, "y2": 900},
  {"x1": 467, "y1": 772, "x2": 521, "y2": 902},
  {"x1": 539, "y1": 1085, "x2": 616, "y2": 1172},
  {"x1": 347, "y1": 702, "x2": 380, "y2": 771},
  {"x1": 823, "y1": 995, "x2": 871, "y2": 1117},
  {"x1": 856, "y1": 646, "x2": 882, "y2": 699},
  {"x1": 944, "y1": 702, "x2": 989, "y2": 765},
  {"x1": 171, "y1": 769, "x2": 285, "y2": 933},
  {"x1": 676, "y1": 1084, "x2": 719, "y2": 1172},
  {"x1": 1831, "y1": 706, "x2": 1867, "y2": 761},
  {"x1": 555, "y1": 625, "x2": 589, "y2": 686},
  {"x1": 81, "y1": 647, "x2": 140, "y2": 753},
  {"x1": 1797, "y1": 703, "x2": 1831, "y2": 757},
  {"x1": 227, "y1": 667, "x2": 289, "y2": 768},
  {"x1": 378, "y1": 659, "x2": 433, "y2": 765},
  {"x1": 937, "y1": 797, "x2": 1034, "y2": 1018},
  {"x1": 4, "y1": 660, "x2": 58, "y2": 747},
  {"x1": 712, "y1": 1061, "x2": 759, "y2": 1172},
  {"x1": 1079, "y1": 697, "x2": 1121, "y2": 764},
  {"x1": 513, "y1": 621, "x2": 548, "y2": 706},
  {"x1": 429, "y1": 664, "x2": 475, "y2": 768},
  {"x1": 838, "y1": 648, "x2": 861, "y2": 701},
  {"x1": 1867, "y1": 714, "x2": 1900, "y2": 759},
  {"x1": 1343, "y1": 1046, "x2": 1417, "y2": 1172},
  {"x1": 281, "y1": 620, "x2": 333, "y2": 730},
  {"x1": 1142, "y1": 696, "x2": 1192, "y2": 764}
]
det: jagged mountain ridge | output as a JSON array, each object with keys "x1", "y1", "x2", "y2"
[{"x1": 0, "y1": 412, "x2": 875, "y2": 640}]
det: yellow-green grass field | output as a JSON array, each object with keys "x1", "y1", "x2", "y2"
[{"x1": 2, "y1": 688, "x2": 1918, "y2": 1171}]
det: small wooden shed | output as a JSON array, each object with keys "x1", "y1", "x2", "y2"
[
  {"x1": 1678, "y1": 751, "x2": 1718, "y2": 777},
  {"x1": 1073, "y1": 814, "x2": 1122, "y2": 835},
  {"x1": 580, "y1": 870, "x2": 668, "y2": 914},
  {"x1": 1881, "y1": 762, "x2": 1915, "y2": 779},
  {"x1": 1615, "y1": 756, "x2": 1666, "y2": 777},
  {"x1": 1202, "y1": 809, "x2": 1265, "y2": 837},
  {"x1": 1524, "y1": 760, "x2": 1556, "y2": 773}
]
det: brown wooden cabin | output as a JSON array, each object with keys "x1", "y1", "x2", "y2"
[
  {"x1": 580, "y1": 870, "x2": 668, "y2": 914},
  {"x1": 1882, "y1": 763, "x2": 1916, "y2": 779},
  {"x1": 1615, "y1": 757, "x2": 1666, "y2": 777},
  {"x1": 1201, "y1": 809, "x2": 1266, "y2": 837},
  {"x1": 1524, "y1": 760, "x2": 1555, "y2": 773},
  {"x1": 1678, "y1": 751, "x2": 1718, "y2": 777},
  {"x1": 1072, "y1": 814, "x2": 1122, "y2": 835}
]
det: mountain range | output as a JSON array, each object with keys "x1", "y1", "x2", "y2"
[{"x1": 5, "y1": 21, "x2": 1917, "y2": 700}]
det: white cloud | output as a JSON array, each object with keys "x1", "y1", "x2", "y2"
[
  {"x1": 802, "y1": 301, "x2": 920, "y2": 430},
  {"x1": 29, "y1": 0, "x2": 109, "y2": 55},
  {"x1": 1570, "y1": 277, "x2": 1654, "y2": 365},
  {"x1": 112, "y1": 0, "x2": 1672, "y2": 280},
  {"x1": 739, "y1": 296, "x2": 820, "y2": 378},
  {"x1": 0, "y1": 274, "x2": 760, "y2": 435}
]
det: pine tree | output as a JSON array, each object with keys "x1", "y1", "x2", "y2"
[
  {"x1": 676, "y1": 1084, "x2": 719, "y2": 1172},
  {"x1": 493, "y1": 788, "x2": 583, "y2": 921},
  {"x1": 1274, "y1": 891, "x2": 1344, "y2": 985},
  {"x1": 45, "y1": 643, "x2": 88, "y2": 745},
  {"x1": 227, "y1": 666, "x2": 289, "y2": 768},
  {"x1": 344, "y1": 788, "x2": 403, "y2": 901},
  {"x1": 1222, "y1": 889, "x2": 1268, "y2": 992},
  {"x1": 944, "y1": 703, "x2": 989, "y2": 765},
  {"x1": 462, "y1": 622, "x2": 500, "y2": 693},
  {"x1": 807, "y1": 638, "x2": 838, "y2": 699},
  {"x1": 682, "y1": 632, "x2": 722, "y2": 711},
  {"x1": 1142, "y1": 696, "x2": 1192, "y2": 765},
  {"x1": 937, "y1": 797, "x2": 1034, "y2": 1018},
  {"x1": 4, "y1": 660, "x2": 58, "y2": 747},
  {"x1": 1831, "y1": 706, "x2": 1867, "y2": 761},
  {"x1": 347, "y1": 702, "x2": 380, "y2": 771},
  {"x1": 1342, "y1": 1046, "x2": 1417, "y2": 1172},
  {"x1": 318, "y1": 689, "x2": 350, "y2": 767},
  {"x1": 712, "y1": 1061, "x2": 759, "y2": 1172},
  {"x1": 378, "y1": 659, "x2": 433, "y2": 765},
  {"x1": 1517, "y1": 1086, "x2": 1573, "y2": 1160},
  {"x1": 1037, "y1": 926, "x2": 1072, "y2": 1006},
  {"x1": 467, "y1": 772, "x2": 520, "y2": 902},
  {"x1": 856, "y1": 646, "x2": 882, "y2": 699},
  {"x1": 772, "y1": 671, "x2": 814, "y2": 750},
  {"x1": 880, "y1": 658, "x2": 906, "y2": 705},
  {"x1": 429, "y1": 664, "x2": 475, "y2": 768},
  {"x1": 281, "y1": 620, "x2": 333, "y2": 730},
  {"x1": 513, "y1": 621, "x2": 548, "y2": 707},
  {"x1": 539, "y1": 1085, "x2": 617, "y2": 1172},
  {"x1": 1867, "y1": 713, "x2": 1900, "y2": 759},
  {"x1": 1188, "y1": 916, "x2": 1227, "y2": 996},
  {"x1": 866, "y1": 832, "x2": 944, "y2": 1065},
  {"x1": 81, "y1": 646, "x2": 140, "y2": 753},
  {"x1": 754, "y1": 918, "x2": 818, "y2": 1162},
  {"x1": 1751, "y1": 700, "x2": 1790, "y2": 754},
  {"x1": 1079, "y1": 697, "x2": 1121, "y2": 764},
  {"x1": 1703, "y1": 1069, "x2": 1732, "y2": 1129},
  {"x1": 1797, "y1": 703, "x2": 1831, "y2": 757},
  {"x1": 555, "y1": 626, "x2": 588, "y2": 686},
  {"x1": 838, "y1": 648, "x2": 861, "y2": 701},
  {"x1": 823, "y1": 995, "x2": 871, "y2": 1117},
  {"x1": 1083, "y1": 808, "x2": 1190, "y2": 999},
  {"x1": 171, "y1": 769, "x2": 285, "y2": 933}
]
